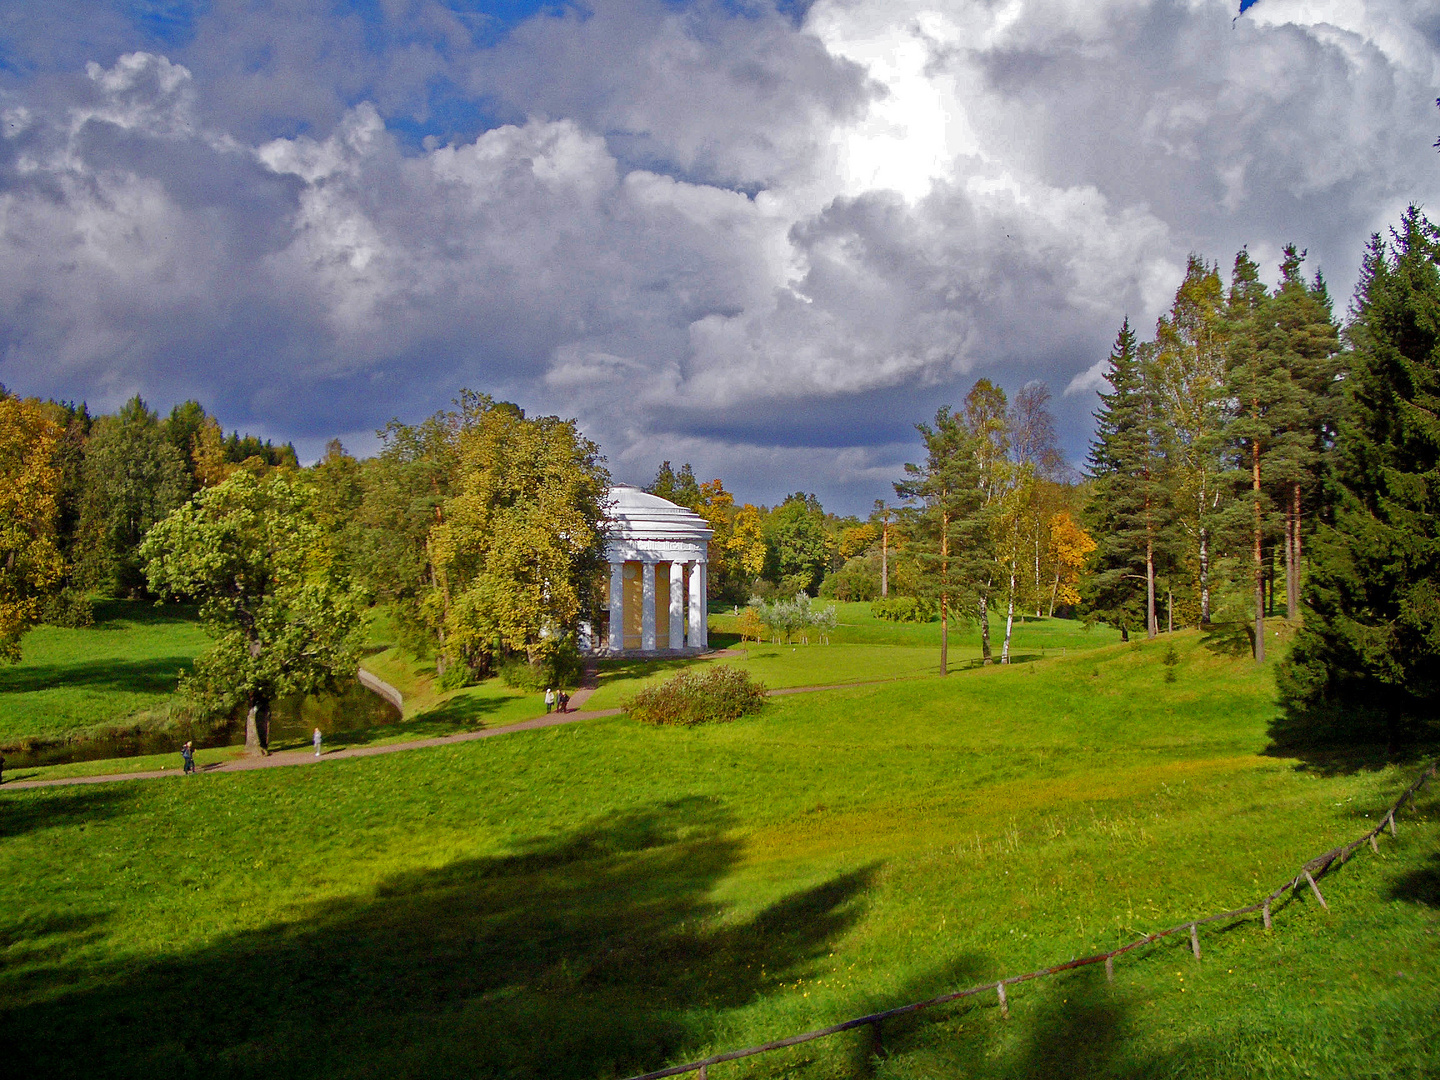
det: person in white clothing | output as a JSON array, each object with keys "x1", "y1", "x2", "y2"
[
  {"x1": 313, "y1": 728, "x2": 323, "y2": 757},
  {"x1": 544, "y1": 688, "x2": 555, "y2": 714}
]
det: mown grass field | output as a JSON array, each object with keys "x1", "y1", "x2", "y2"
[
  {"x1": 584, "y1": 604, "x2": 1120, "y2": 710},
  {"x1": 2, "y1": 628, "x2": 1436, "y2": 1078},
  {"x1": 0, "y1": 601, "x2": 209, "y2": 746}
]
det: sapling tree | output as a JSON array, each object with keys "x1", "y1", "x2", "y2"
[{"x1": 141, "y1": 470, "x2": 365, "y2": 754}]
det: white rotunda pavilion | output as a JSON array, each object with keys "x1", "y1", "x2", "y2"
[{"x1": 597, "y1": 484, "x2": 711, "y2": 654}]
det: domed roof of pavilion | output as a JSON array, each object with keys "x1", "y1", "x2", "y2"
[{"x1": 605, "y1": 484, "x2": 712, "y2": 542}]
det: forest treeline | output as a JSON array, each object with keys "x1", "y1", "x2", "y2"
[{"x1": 1, "y1": 207, "x2": 1436, "y2": 744}]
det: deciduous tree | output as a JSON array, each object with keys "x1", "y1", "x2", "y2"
[
  {"x1": 141, "y1": 471, "x2": 365, "y2": 753},
  {"x1": 0, "y1": 393, "x2": 65, "y2": 661}
]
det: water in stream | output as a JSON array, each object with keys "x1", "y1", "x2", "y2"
[{"x1": 4, "y1": 683, "x2": 401, "y2": 769}]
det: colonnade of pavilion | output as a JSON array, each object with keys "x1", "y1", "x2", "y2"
[{"x1": 606, "y1": 558, "x2": 707, "y2": 653}]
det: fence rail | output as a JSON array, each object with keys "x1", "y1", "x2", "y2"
[{"x1": 624, "y1": 759, "x2": 1439, "y2": 1080}]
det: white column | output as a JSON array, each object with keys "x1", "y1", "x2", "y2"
[
  {"x1": 697, "y1": 561, "x2": 708, "y2": 648},
  {"x1": 641, "y1": 561, "x2": 657, "y2": 651},
  {"x1": 668, "y1": 561, "x2": 685, "y2": 650},
  {"x1": 608, "y1": 561, "x2": 624, "y2": 653},
  {"x1": 688, "y1": 560, "x2": 704, "y2": 649}
]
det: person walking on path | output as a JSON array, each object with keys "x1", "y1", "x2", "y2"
[
  {"x1": 557, "y1": 690, "x2": 569, "y2": 714},
  {"x1": 544, "y1": 688, "x2": 555, "y2": 714},
  {"x1": 181, "y1": 741, "x2": 195, "y2": 775},
  {"x1": 313, "y1": 728, "x2": 323, "y2": 757}
]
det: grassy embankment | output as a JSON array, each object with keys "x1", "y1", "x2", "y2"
[
  {"x1": 1, "y1": 626, "x2": 1436, "y2": 1078},
  {"x1": 583, "y1": 602, "x2": 1119, "y2": 709}
]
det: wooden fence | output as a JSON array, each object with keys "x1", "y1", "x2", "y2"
[{"x1": 623, "y1": 759, "x2": 1438, "y2": 1080}]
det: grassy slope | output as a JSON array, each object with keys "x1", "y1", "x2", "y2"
[
  {"x1": 0, "y1": 601, "x2": 209, "y2": 745},
  {"x1": 1, "y1": 630, "x2": 1435, "y2": 1078},
  {"x1": 585, "y1": 607, "x2": 1120, "y2": 710}
]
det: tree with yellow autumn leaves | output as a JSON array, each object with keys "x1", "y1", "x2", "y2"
[{"x1": 0, "y1": 391, "x2": 66, "y2": 661}]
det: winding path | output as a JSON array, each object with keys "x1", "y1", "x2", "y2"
[{"x1": 1, "y1": 672, "x2": 916, "y2": 793}]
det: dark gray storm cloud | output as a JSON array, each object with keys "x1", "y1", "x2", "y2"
[{"x1": 0, "y1": 0, "x2": 1436, "y2": 512}]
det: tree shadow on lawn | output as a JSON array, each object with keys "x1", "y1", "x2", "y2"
[
  {"x1": 865, "y1": 964, "x2": 1214, "y2": 1079},
  {"x1": 0, "y1": 656, "x2": 195, "y2": 697},
  {"x1": 0, "y1": 785, "x2": 131, "y2": 840},
  {"x1": 2, "y1": 797, "x2": 876, "y2": 1079},
  {"x1": 1262, "y1": 705, "x2": 1439, "y2": 777},
  {"x1": 87, "y1": 599, "x2": 199, "y2": 631}
]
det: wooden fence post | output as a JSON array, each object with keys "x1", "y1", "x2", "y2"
[
  {"x1": 1387, "y1": 811, "x2": 1397, "y2": 837},
  {"x1": 1370, "y1": 833, "x2": 1379, "y2": 853},
  {"x1": 1262, "y1": 901, "x2": 1271, "y2": 930},
  {"x1": 697, "y1": 1065, "x2": 707, "y2": 1080},
  {"x1": 1303, "y1": 870, "x2": 1328, "y2": 910},
  {"x1": 871, "y1": 1019, "x2": 888, "y2": 1060},
  {"x1": 1105, "y1": 956, "x2": 1114, "y2": 983},
  {"x1": 997, "y1": 982, "x2": 1009, "y2": 1018},
  {"x1": 1190, "y1": 923, "x2": 1200, "y2": 958}
]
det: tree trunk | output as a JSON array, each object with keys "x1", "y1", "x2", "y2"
[
  {"x1": 1167, "y1": 590, "x2": 1173, "y2": 634},
  {"x1": 979, "y1": 588, "x2": 992, "y2": 664},
  {"x1": 939, "y1": 519, "x2": 948, "y2": 676},
  {"x1": 1199, "y1": 528, "x2": 1210, "y2": 625},
  {"x1": 1034, "y1": 529, "x2": 1042, "y2": 618},
  {"x1": 939, "y1": 592, "x2": 948, "y2": 676},
  {"x1": 1253, "y1": 439, "x2": 1265, "y2": 664},
  {"x1": 1288, "y1": 481, "x2": 1301, "y2": 621},
  {"x1": 1048, "y1": 570, "x2": 1060, "y2": 617},
  {"x1": 1146, "y1": 533, "x2": 1157, "y2": 639},
  {"x1": 244, "y1": 698, "x2": 271, "y2": 757},
  {"x1": 881, "y1": 525, "x2": 888, "y2": 598},
  {"x1": 1001, "y1": 564, "x2": 1017, "y2": 664}
]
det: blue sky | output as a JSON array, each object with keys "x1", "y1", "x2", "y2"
[{"x1": 0, "y1": 0, "x2": 1437, "y2": 512}]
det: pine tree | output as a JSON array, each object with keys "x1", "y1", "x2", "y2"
[
  {"x1": 1083, "y1": 319, "x2": 1170, "y2": 639},
  {"x1": 1278, "y1": 206, "x2": 1440, "y2": 740},
  {"x1": 895, "y1": 407, "x2": 986, "y2": 675}
]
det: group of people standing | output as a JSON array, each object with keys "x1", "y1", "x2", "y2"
[
  {"x1": 179, "y1": 726, "x2": 325, "y2": 774},
  {"x1": 544, "y1": 688, "x2": 572, "y2": 714}
]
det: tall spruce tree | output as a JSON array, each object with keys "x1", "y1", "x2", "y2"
[
  {"x1": 1224, "y1": 249, "x2": 1301, "y2": 663},
  {"x1": 1267, "y1": 247, "x2": 1343, "y2": 619},
  {"x1": 1278, "y1": 207, "x2": 1440, "y2": 740},
  {"x1": 1083, "y1": 319, "x2": 1170, "y2": 639},
  {"x1": 895, "y1": 406, "x2": 987, "y2": 674}
]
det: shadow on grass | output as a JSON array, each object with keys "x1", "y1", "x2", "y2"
[
  {"x1": 861, "y1": 965, "x2": 1201, "y2": 1079},
  {"x1": 0, "y1": 785, "x2": 130, "y2": 840},
  {"x1": 2, "y1": 798, "x2": 875, "y2": 1079},
  {"x1": 86, "y1": 599, "x2": 199, "y2": 631},
  {"x1": 0, "y1": 656, "x2": 195, "y2": 696},
  {"x1": 1262, "y1": 701, "x2": 1439, "y2": 776}
]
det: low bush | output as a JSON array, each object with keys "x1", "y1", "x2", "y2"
[
  {"x1": 498, "y1": 639, "x2": 586, "y2": 692},
  {"x1": 870, "y1": 596, "x2": 936, "y2": 623},
  {"x1": 626, "y1": 664, "x2": 767, "y2": 726}
]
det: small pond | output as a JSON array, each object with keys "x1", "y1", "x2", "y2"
[{"x1": 4, "y1": 683, "x2": 401, "y2": 769}]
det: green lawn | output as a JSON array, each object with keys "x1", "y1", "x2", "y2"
[
  {"x1": 0, "y1": 603, "x2": 552, "y2": 777},
  {"x1": 2, "y1": 630, "x2": 1436, "y2": 1078},
  {"x1": 0, "y1": 600, "x2": 209, "y2": 746},
  {"x1": 585, "y1": 609, "x2": 1121, "y2": 710}
]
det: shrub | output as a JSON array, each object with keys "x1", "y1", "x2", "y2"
[
  {"x1": 41, "y1": 587, "x2": 94, "y2": 628},
  {"x1": 870, "y1": 596, "x2": 936, "y2": 623},
  {"x1": 498, "y1": 638, "x2": 586, "y2": 692},
  {"x1": 627, "y1": 664, "x2": 767, "y2": 726}
]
